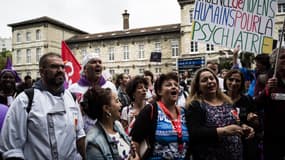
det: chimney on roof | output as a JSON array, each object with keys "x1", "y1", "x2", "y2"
[{"x1": 122, "y1": 10, "x2": 129, "y2": 30}]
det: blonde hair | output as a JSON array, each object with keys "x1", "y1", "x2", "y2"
[{"x1": 186, "y1": 68, "x2": 232, "y2": 108}]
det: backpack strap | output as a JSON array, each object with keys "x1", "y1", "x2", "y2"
[
  {"x1": 70, "y1": 92, "x2": 77, "y2": 102},
  {"x1": 148, "y1": 102, "x2": 158, "y2": 157},
  {"x1": 24, "y1": 88, "x2": 34, "y2": 113}
]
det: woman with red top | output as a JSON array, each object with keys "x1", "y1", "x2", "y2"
[{"x1": 130, "y1": 72, "x2": 190, "y2": 159}]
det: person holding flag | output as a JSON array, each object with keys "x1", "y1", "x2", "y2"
[
  {"x1": 68, "y1": 52, "x2": 117, "y2": 133},
  {"x1": 254, "y1": 47, "x2": 285, "y2": 160}
]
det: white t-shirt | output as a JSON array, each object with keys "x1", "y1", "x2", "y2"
[
  {"x1": 108, "y1": 132, "x2": 131, "y2": 160},
  {"x1": 121, "y1": 105, "x2": 136, "y2": 134},
  {"x1": 218, "y1": 77, "x2": 224, "y2": 92}
]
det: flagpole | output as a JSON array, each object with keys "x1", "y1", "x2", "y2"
[{"x1": 274, "y1": 16, "x2": 285, "y2": 78}]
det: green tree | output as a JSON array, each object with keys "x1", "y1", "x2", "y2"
[
  {"x1": 0, "y1": 50, "x2": 12, "y2": 70},
  {"x1": 219, "y1": 57, "x2": 232, "y2": 70}
]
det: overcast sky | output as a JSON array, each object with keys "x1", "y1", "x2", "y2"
[{"x1": 0, "y1": 0, "x2": 180, "y2": 38}]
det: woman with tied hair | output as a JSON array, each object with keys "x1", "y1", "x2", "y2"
[
  {"x1": 84, "y1": 86, "x2": 139, "y2": 160},
  {"x1": 130, "y1": 72, "x2": 190, "y2": 159},
  {"x1": 186, "y1": 68, "x2": 254, "y2": 160},
  {"x1": 120, "y1": 75, "x2": 148, "y2": 134}
]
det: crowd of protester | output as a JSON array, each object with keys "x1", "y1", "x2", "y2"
[{"x1": 0, "y1": 45, "x2": 284, "y2": 159}]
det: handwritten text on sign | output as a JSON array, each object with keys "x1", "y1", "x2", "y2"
[{"x1": 191, "y1": 0, "x2": 277, "y2": 54}]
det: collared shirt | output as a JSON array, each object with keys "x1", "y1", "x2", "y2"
[{"x1": 0, "y1": 89, "x2": 85, "y2": 160}]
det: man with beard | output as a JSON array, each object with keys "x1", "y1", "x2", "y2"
[
  {"x1": 0, "y1": 52, "x2": 86, "y2": 160},
  {"x1": 255, "y1": 47, "x2": 285, "y2": 160},
  {"x1": 68, "y1": 53, "x2": 117, "y2": 133}
]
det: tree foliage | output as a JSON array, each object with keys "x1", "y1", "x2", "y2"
[{"x1": 0, "y1": 50, "x2": 12, "y2": 70}]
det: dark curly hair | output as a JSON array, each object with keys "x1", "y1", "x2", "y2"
[
  {"x1": 154, "y1": 72, "x2": 178, "y2": 100},
  {"x1": 83, "y1": 86, "x2": 112, "y2": 120},
  {"x1": 126, "y1": 75, "x2": 148, "y2": 102}
]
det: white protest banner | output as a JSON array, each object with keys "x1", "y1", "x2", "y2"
[{"x1": 191, "y1": 0, "x2": 277, "y2": 54}]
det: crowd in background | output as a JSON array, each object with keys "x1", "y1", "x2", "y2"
[{"x1": 0, "y1": 45, "x2": 284, "y2": 160}]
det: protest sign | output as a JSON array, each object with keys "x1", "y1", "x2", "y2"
[{"x1": 191, "y1": 0, "x2": 277, "y2": 54}]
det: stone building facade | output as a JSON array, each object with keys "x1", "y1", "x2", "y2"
[
  {"x1": 8, "y1": 16, "x2": 87, "y2": 78},
  {"x1": 66, "y1": 23, "x2": 181, "y2": 76},
  {"x1": 8, "y1": 0, "x2": 285, "y2": 79}
]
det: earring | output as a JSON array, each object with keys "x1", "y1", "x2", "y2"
[{"x1": 106, "y1": 112, "x2": 112, "y2": 117}]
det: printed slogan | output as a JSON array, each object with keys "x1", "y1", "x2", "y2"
[{"x1": 191, "y1": 0, "x2": 277, "y2": 54}]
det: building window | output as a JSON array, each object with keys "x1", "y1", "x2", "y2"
[
  {"x1": 26, "y1": 71, "x2": 31, "y2": 76},
  {"x1": 155, "y1": 68, "x2": 161, "y2": 73},
  {"x1": 16, "y1": 33, "x2": 21, "y2": 42},
  {"x1": 36, "y1": 29, "x2": 41, "y2": 40},
  {"x1": 109, "y1": 69, "x2": 115, "y2": 75},
  {"x1": 36, "y1": 48, "x2": 41, "y2": 62},
  {"x1": 206, "y1": 44, "x2": 214, "y2": 52},
  {"x1": 81, "y1": 49, "x2": 87, "y2": 59},
  {"x1": 190, "y1": 10, "x2": 194, "y2": 23},
  {"x1": 190, "y1": 41, "x2": 198, "y2": 53},
  {"x1": 124, "y1": 69, "x2": 129, "y2": 74},
  {"x1": 171, "y1": 40, "x2": 179, "y2": 57},
  {"x1": 154, "y1": 41, "x2": 161, "y2": 52},
  {"x1": 26, "y1": 32, "x2": 31, "y2": 41},
  {"x1": 138, "y1": 44, "x2": 144, "y2": 59},
  {"x1": 139, "y1": 68, "x2": 144, "y2": 73},
  {"x1": 36, "y1": 72, "x2": 40, "y2": 78},
  {"x1": 95, "y1": 48, "x2": 100, "y2": 55},
  {"x1": 108, "y1": 47, "x2": 115, "y2": 61},
  {"x1": 26, "y1": 49, "x2": 31, "y2": 63},
  {"x1": 278, "y1": 3, "x2": 285, "y2": 13},
  {"x1": 16, "y1": 49, "x2": 21, "y2": 63},
  {"x1": 123, "y1": 45, "x2": 129, "y2": 60}
]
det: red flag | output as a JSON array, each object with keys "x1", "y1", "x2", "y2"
[{"x1": 61, "y1": 41, "x2": 81, "y2": 86}]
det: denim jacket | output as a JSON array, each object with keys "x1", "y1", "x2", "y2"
[{"x1": 86, "y1": 120, "x2": 130, "y2": 160}]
